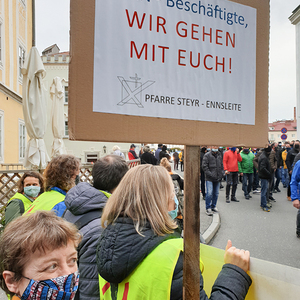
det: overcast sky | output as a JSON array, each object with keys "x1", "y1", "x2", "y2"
[{"x1": 36, "y1": 0, "x2": 300, "y2": 123}]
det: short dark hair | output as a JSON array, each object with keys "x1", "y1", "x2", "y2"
[
  {"x1": 162, "y1": 145, "x2": 167, "y2": 151},
  {"x1": 92, "y1": 155, "x2": 129, "y2": 192},
  {"x1": 158, "y1": 144, "x2": 163, "y2": 147}
]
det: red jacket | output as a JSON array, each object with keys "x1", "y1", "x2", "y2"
[
  {"x1": 128, "y1": 150, "x2": 137, "y2": 160},
  {"x1": 223, "y1": 150, "x2": 242, "y2": 172}
]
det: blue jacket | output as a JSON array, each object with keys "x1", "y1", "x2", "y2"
[{"x1": 290, "y1": 160, "x2": 300, "y2": 201}]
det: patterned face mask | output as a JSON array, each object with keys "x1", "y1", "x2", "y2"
[{"x1": 20, "y1": 272, "x2": 79, "y2": 300}]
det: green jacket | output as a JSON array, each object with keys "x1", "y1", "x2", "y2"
[
  {"x1": 5, "y1": 193, "x2": 34, "y2": 225},
  {"x1": 238, "y1": 151, "x2": 255, "y2": 174}
]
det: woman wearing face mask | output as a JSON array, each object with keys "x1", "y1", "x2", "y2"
[
  {"x1": 25, "y1": 155, "x2": 80, "y2": 217},
  {"x1": 5, "y1": 172, "x2": 44, "y2": 225},
  {"x1": 97, "y1": 164, "x2": 252, "y2": 300},
  {"x1": 0, "y1": 211, "x2": 81, "y2": 300}
]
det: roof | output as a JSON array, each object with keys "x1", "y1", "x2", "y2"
[
  {"x1": 268, "y1": 120, "x2": 297, "y2": 131},
  {"x1": 292, "y1": 5, "x2": 300, "y2": 15},
  {"x1": 42, "y1": 44, "x2": 60, "y2": 53},
  {"x1": 43, "y1": 51, "x2": 69, "y2": 56}
]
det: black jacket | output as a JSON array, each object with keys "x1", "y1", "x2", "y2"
[
  {"x1": 200, "y1": 151, "x2": 206, "y2": 169},
  {"x1": 171, "y1": 173, "x2": 184, "y2": 190},
  {"x1": 64, "y1": 182, "x2": 108, "y2": 300},
  {"x1": 202, "y1": 151, "x2": 224, "y2": 182},
  {"x1": 258, "y1": 151, "x2": 272, "y2": 179},
  {"x1": 141, "y1": 152, "x2": 158, "y2": 165},
  {"x1": 97, "y1": 217, "x2": 251, "y2": 300},
  {"x1": 286, "y1": 148, "x2": 299, "y2": 172},
  {"x1": 276, "y1": 147, "x2": 283, "y2": 167},
  {"x1": 159, "y1": 150, "x2": 170, "y2": 161},
  {"x1": 293, "y1": 152, "x2": 300, "y2": 167}
]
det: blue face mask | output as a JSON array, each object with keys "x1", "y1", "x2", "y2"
[
  {"x1": 24, "y1": 186, "x2": 41, "y2": 198},
  {"x1": 168, "y1": 195, "x2": 179, "y2": 220},
  {"x1": 20, "y1": 272, "x2": 79, "y2": 300},
  {"x1": 211, "y1": 149, "x2": 218, "y2": 152}
]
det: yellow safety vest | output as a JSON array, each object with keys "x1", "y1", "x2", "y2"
[
  {"x1": 24, "y1": 190, "x2": 65, "y2": 215},
  {"x1": 99, "y1": 238, "x2": 204, "y2": 300},
  {"x1": 9, "y1": 192, "x2": 33, "y2": 211}
]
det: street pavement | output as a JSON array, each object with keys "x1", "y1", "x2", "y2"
[
  {"x1": 209, "y1": 180, "x2": 300, "y2": 269},
  {"x1": 173, "y1": 163, "x2": 300, "y2": 270}
]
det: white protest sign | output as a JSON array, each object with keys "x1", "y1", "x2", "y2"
[{"x1": 93, "y1": 0, "x2": 257, "y2": 125}]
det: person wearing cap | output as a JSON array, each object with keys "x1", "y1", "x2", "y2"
[{"x1": 128, "y1": 144, "x2": 138, "y2": 160}]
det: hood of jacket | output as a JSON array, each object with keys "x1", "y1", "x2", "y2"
[
  {"x1": 64, "y1": 182, "x2": 108, "y2": 215},
  {"x1": 97, "y1": 217, "x2": 180, "y2": 284}
]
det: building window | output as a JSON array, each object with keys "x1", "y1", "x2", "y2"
[
  {"x1": 270, "y1": 134, "x2": 274, "y2": 140},
  {"x1": 19, "y1": 46, "x2": 25, "y2": 78},
  {"x1": 19, "y1": 120, "x2": 26, "y2": 161},
  {"x1": 85, "y1": 152, "x2": 99, "y2": 163},
  {"x1": 65, "y1": 121, "x2": 69, "y2": 137},
  {"x1": 0, "y1": 111, "x2": 3, "y2": 161},
  {"x1": 292, "y1": 134, "x2": 295, "y2": 138},
  {"x1": 64, "y1": 86, "x2": 68, "y2": 103},
  {"x1": 278, "y1": 134, "x2": 281, "y2": 138}
]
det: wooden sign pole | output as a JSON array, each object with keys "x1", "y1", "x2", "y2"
[{"x1": 183, "y1": 145, "x2": 200, "y2": 299}]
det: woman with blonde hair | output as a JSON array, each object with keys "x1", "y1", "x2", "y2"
[{"x1": 96, "y1": 165, "x2": 252, "y2": 299}]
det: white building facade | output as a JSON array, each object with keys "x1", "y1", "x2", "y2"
[
  {"x1": 41, "y1": 45, "x2": 132, "y2": 162},
  {"x1": 289, "y1": 6, "x2": 300, "y2": 140}
]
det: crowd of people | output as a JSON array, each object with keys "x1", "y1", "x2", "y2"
[
  {"x1": 0, "y1": 147, "x2": 253, "y2": 300},
  {"x1": 200, "y1": 141, "x2": 300, "y2": 240}
]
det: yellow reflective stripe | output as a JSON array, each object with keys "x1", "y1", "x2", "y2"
[{"x1": 99, "y1": 190, "x2": 111, "y2": 198}]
